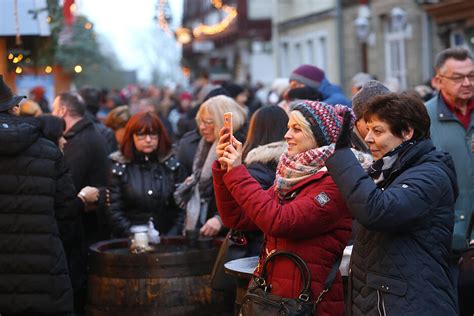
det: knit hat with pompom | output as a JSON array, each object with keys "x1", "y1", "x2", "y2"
[{"x1": 290, "y1": 100, "x2": 355, "y2": 146}]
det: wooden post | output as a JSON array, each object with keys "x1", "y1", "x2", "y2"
[{"x1": 0, "y1": 38, "x2": 6, "y2": 76}]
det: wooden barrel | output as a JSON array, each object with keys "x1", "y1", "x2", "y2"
[{"x1": 86, "y1": 237, "x2": 230, "y2": 316}]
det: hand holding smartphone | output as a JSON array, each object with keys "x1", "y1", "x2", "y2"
[{"x1": 223, "y1": 112, "x2": 233, "y2": 142}]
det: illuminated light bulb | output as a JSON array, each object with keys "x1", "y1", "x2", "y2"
[
  {"x1": 74, "y1": 65, "x2": 82, "y2": 73},
  {"x1": 17, "y1": 54, "x2": 23, "y2": 61},
  {"x1": 8, "y1": 53, "x2": 14, "y2": 60},
  {"x1": 70, "y1": 3, "x2": 77, "y2": 13},
  {"x1": 84, "y1": 22, "x2": 92, "y2": 30},
  {"x1": 45, "y1": 66, "x2": 53, "y2": 73},
  {"x1": 47, "y1": 16, "x2": 52, "y2": 23},
  {"x1": 25, "y1": 58, "x2": 31, "y2": 63},
  {"x1": 13, "y1": 57, "x2": 19, "y2": 63},
  {"x1": 15, "y1": 66, "x2": 23, "y2": 74}
]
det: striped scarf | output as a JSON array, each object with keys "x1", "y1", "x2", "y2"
[{"x1": 274, "y1": 144, "x2": 335, "y2": 197}]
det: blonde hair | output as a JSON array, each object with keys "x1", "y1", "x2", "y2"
[
  {"x1": 289, "y1": 110, "x2": 317, "y2": 146},
  {"x1": 196, "y1": 95, "x2": 247, "y2": 139}
]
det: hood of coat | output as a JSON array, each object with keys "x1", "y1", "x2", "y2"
[
  {"x1": 429, "y1": 147, "x2": 459, "y2": 200},
  {"x1": 0, "y1": 113, "x2": 40, "y2": 155},
  {"x1": 391, "y1": 139, "x2": 458, "y2": 198},
  {"x1": 244, "y1": 141, "x2": 287, "y2": 165}
]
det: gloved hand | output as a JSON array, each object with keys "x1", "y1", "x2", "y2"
[{"x1": 335, "y1": 111, "x2": 353, "y2": 150}]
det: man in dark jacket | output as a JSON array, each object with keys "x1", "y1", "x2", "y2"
[
  {"x1": 52, "y1": 91, "x2": 109, "y2": 313},
  {"x1": 52, "y1": 91, "x2": 109, "y2": 243},
  {"x1": 0, "y1": 76, "x2": 74, "y2": 314}
]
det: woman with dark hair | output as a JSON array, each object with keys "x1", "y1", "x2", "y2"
[
  {"x1": 107, "y1": 111, "x2": 186, "y2": 237},
  {"x1": 38, "y1": 114, "x2": 67, "y2": 150},
  {"x1": 326, "y1": 92, "x2": 458, "y2": 315},
  {"x1": 242, "y1": 105, "x2": 289, "y2": 190}
]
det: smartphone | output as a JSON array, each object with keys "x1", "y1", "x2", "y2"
[{"x1": 223, "y1": 112, "x2": 233, "y2": 141}]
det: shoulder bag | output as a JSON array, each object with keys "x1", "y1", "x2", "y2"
[{"x1": 241, "y1": 250, "x2": 341, "y2": 316}]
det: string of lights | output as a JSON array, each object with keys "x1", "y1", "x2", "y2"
[
  {"x1": 157, "y1": 0, "x2": 173, "y2": 35},
  {"x1": 192, "y1": 1, "x2": 237, "y2": 38}
]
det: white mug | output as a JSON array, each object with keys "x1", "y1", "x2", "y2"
[{"x1": 134, "y1": 232, "x2": 149, "y2": 248}]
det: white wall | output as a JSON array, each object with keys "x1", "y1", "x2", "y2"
[
  {"x1": 278, "y1": 19, "x2": 340, "y2": 83},
  {"x1": 248, "y1": 0, "x2": 272, "y2": 20},
  {"x1": 276, "y1": 0, "x2": 336, "y2": 24},
  {"x1": 250, "y1": 51, "x2": 275, "y2": 85}
]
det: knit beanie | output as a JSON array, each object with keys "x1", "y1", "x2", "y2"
[
  {"x1": 352, "y1": 80, "x2": 390, "y2": 119},
  {"x1": 289, "y1": 65, "x2": 325, "y2": 89},
  {"x1": 290, "y1": 100, "x2": 354, "y2": 147}
]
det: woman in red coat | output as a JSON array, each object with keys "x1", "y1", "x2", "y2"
[{"x1": 212, "y1": 100, "x2": 354, "y2": 315}]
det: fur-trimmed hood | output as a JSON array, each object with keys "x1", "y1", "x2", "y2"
[{"x1": 244, "y1": 141, "x2": 287, "y2": 165}]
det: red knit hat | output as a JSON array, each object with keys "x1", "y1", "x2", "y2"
[
  {"x1": 290, "y1": 100, "x2": 354, "y2": 146},
  {"x1": 180, "y1": 92, "x2": 192, "y2": 101},
  {"x1": 289, "y1": 65, "x2": 326, "y2": 89}
]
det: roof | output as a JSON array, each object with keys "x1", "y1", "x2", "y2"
[{"x1": 0, "y1": 0, "x2": 50, "y2": 36}]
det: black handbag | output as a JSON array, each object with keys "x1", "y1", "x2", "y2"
[{"x1": 241, "y1": 251, "x2": 341, "y2": 316}]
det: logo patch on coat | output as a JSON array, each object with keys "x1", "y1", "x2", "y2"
[{"x1": 315, "y1": 192, "x2": 330, "y2": 206}]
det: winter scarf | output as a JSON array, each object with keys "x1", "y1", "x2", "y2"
[
  {"x1": 368, "y1": 140, "x2": 414, "y2": 185},
  {"x1": 274, "y1": 144, "x2": 335, "y2": 197},
  {"x1": 184, "y1": 138, "x2": 217, "y2": 230}
]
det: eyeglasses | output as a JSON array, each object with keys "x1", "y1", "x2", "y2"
[
  {"x1": 196, "y1": 118, "x2": 214, "y2": 127},
  {"x1": 135, "y1": 133, "x2": 158, "y2": 140},
  {"x1": 438, "y1": 73, "x2": 474, "y2": 84}
]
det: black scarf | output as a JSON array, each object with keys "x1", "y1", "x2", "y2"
[{"x1": 368, "y1": 140, "x2": 415, "y2": 185}]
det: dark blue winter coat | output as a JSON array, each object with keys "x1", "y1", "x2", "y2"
[
  {"x1": 319, "y1": 78, "x2": 351, "y2": 107},
  {"x1": 326, "y1": 139, "x2": 458, "y2": 316}
]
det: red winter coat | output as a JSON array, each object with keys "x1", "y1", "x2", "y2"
[{"x1": 212, "y1": 163, "x2": 351, "y2": 316}]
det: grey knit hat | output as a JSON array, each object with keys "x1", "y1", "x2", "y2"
[{"x1": 352, "y1": 80, "x2": 390, "y2": 119}]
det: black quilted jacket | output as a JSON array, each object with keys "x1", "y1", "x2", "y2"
[
  {"x1": 0, "y1": 113, "x2": 74, "y2": 314},
  {"x1": 326, "y1": 140, "x2": 458, "y2": 316},
  {"x1": 107, "y1": 151, "x2": 186, "y2": 237}
]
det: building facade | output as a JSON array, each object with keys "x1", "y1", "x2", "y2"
[
  {"x1": 181, "y1": 0, "x2": 272, "y2": 85},
  {"x1": 272, "y1": 0, "x2": 344, "y2": 84}
]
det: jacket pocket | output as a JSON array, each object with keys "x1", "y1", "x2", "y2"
[{"x1": 366, "y1": 272, "x2": 407, "y2": 296}]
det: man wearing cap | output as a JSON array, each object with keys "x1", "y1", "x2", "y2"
[
  {"x1": 289, "y1": 64, "x2": 351, "y2": 106},
  {"x1": 0, "y1": 75, "x2": 74, "y2": 314}
]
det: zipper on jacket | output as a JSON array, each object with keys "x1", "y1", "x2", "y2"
[{"x1": 377, "y1": 290, "x2": 387, "y2": 316}]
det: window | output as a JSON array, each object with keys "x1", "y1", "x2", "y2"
[{"x1": 384, "y1": 20, "x2": 407, "y2": 90}]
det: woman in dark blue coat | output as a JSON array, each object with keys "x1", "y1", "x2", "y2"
[{"x1": 326, "y1": 93, "x2": 458, "y2": 315}]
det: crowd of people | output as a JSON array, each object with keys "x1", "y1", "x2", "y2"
[{"x1": 0, "y1": 46, "x2": 472, "y2": 316}]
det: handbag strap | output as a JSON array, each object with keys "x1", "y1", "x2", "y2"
[
  {"x1": 315, "y1": 256, "x2": 342, "y2": 304},
  {"x1": 256, "y1": 251, "x2": 312, "y2": 301}
]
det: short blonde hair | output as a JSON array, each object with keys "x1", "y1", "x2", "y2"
[
  {"x1": 289, "y1": 110, "x2": 317, "y2": 146},
  {"x1": 196, "y1": 95, "x2": 247, "y2": 139}
]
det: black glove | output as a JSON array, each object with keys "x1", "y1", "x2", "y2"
[{"x1": 335, "y1": 111, "x2": 353, "y2": 150}]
